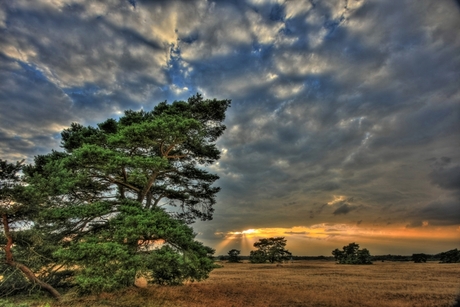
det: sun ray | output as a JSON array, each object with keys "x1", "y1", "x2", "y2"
[{"x1": 213, "y1": 224, "x2": 460, "y2": 255}]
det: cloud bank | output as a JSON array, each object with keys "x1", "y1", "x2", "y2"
[{"x1": 1, "y1": 0, "x2": 459, "y2": 254}]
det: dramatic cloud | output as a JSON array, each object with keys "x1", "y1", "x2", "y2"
[
  {"x1": 429, "y1": 161, "x2": 460, "y2": 191},
  {"x1": 333, "y1": 204, "x2": 357, "y2": 215},
  {"x1": 0, "y1": 0, "x2": 459, "y2": 255}
]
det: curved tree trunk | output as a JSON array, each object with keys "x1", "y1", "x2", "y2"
[
  {"x1": 2, "y1": 213, "x2": 61, "y2": 300},
  {"x1": 9, "y1": 261, "x2": 61, "y2": 299}
]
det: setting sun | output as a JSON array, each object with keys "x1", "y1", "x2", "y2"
[{"x1": 212, "y1": 224, "x2": 460, "y2": 256}]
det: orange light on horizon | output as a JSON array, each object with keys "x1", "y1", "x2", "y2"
[{"x1": 212, "y1": 223, "x2": 460, "y2": 255}]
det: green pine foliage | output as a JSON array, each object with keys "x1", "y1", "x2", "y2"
[
  {"x1": 1, "y1": 94, "x2": 230, "y2": 297},
  {"x1": 1, "y1": 159, "x2": 65, "y2": 298}
]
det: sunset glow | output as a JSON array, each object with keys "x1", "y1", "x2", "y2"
[{"x1": 213, "y1": 224, "x2": 460, "y2": 256}]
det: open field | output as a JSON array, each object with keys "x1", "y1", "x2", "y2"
[{"x1": 8, "y1": 260, "x2": 460, "y2": 307}]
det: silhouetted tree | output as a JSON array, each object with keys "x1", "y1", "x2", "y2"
[
  {"x1": 227, "y1": 249, "x2": 241, "y2": 263},
  {"x1": 438, "y1": 248, "x2": 460, "y2": 263},
  {"x1": 249, "y1": 237, "x2": 291, "y2": 263},
  {"x1": 332, "y1": 242, "x2": 372, "y2": 264},
  {"x1": 332, "y1": 248, "x2": 344, "y2": 262},
  {"x1": 412, "y1": 253, "x2": 428, "y2": 263}
]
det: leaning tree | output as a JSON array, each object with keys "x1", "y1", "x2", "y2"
[{"x1": 18, "y1": 94, "x2": 231, "y2": 295}]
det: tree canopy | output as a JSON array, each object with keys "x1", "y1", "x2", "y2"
[
  {"x1": 40, "y1": 94, "x2": 231, "y2": 223},
  {"x1": 332, "y1": 243, "x2": 372, "y2": 265},
  {"x1": 438, "y1": 248, "x2": 460, "y2": 263},
  {"x1": 412, "y1": 253, "x2": 428, "y2": 263},
  {"x1": 227, "y1": 249, "x2": 241, "y2": 263},
  {"x1": 249, "y1": 237, "x2": 291, "y2": 263},
  {"x1": 1, "y1": 94, "x2": 231, "y2": 298}
]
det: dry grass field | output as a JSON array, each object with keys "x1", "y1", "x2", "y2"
[{"x1": 10, "y1": 260, "x2": 460, "y2": 307}]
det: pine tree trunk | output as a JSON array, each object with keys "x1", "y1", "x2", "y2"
[{"x1": 137, "y1": 171, "x2": 159, "y2": 202}]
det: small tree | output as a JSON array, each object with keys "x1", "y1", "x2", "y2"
[
  {"x1": 249, "y1": 237, "x2": 291, "y2": 263},
  {"x1": 412, "y1": 253, "x2": 428, "y2": 263},
  {"x1": 227, "y1": 249, "x2": 241, "y2": 263},
  {"x1": 332, "y1": 242, "x2": 372, "y2": 264}
]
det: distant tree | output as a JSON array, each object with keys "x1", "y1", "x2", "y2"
[
  {"x1": 332, "y1": 248, "x2": 344, "y2": 262},
  {"x1": 357, "y1": 248, "x2": 372, "y2": 264},
  {"x1": 332, "y1": 242, "x2": 372, "y2": 264},
  {"x1": 249, "y1": 250, "x2": 267, "y2": 263},
  {"x1": 227, "y1": 249, "x2": 241, "y2": 263},
  {"x1": 412, "y1": 253, "x2": 428, "y2": 263},
  {"x1": 249, "y1": 237, "x2": 291, "y2": 263},
  {"x1": 438, "y1": 248, "x2": 460, "y2": 263}
]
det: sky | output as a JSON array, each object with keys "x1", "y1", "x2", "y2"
[{"x1": 1, "y1": 0, "x2": 459, "y2": 256}]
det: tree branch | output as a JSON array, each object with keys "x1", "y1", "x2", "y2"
[
  {"x1": 2, "y1": 213, "x2": 61, "y2": 300},
  {"x1": 104, "y1": 176, "x2": 140, "y2": 192},
  {"x1": 137, "y1": 171, "x2": 159, "y2": 203}
]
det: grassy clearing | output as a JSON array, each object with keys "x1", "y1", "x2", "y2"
[{"x1": 6, "y1": 260, "x2": 460, "y2": 307}]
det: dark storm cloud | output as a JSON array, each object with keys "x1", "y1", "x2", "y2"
[
  {"x1": 406, "y1": 197, "x2": 460, "y2": 228},
  {"x1": 198, "y1": 0, "x2": 460, "y2": 234},
  {"x1": 333, "y1": 204, "x2": 357, "y2": 215},
  {"x1": 429, "y1": 162, "x2": 460, "y2": 191},
  {"x1": 0, "y1": 0, "x2": 459, "y2": 248}
]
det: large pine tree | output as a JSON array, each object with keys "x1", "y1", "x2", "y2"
[{"x1": 12, "y1": 94, "x2": 230, "y2": 295}]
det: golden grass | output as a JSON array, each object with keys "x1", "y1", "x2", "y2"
[{"x1": 16, "y1": 261, "x2": 460, "y2": 307}]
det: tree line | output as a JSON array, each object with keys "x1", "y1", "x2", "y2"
[{"x1": 224, "y1": 240, "x2": 459, "y2": 265}]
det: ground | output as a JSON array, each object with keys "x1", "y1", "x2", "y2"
[{"x1": 5, "y1": 260, "x2": 460, "y2": 307}]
